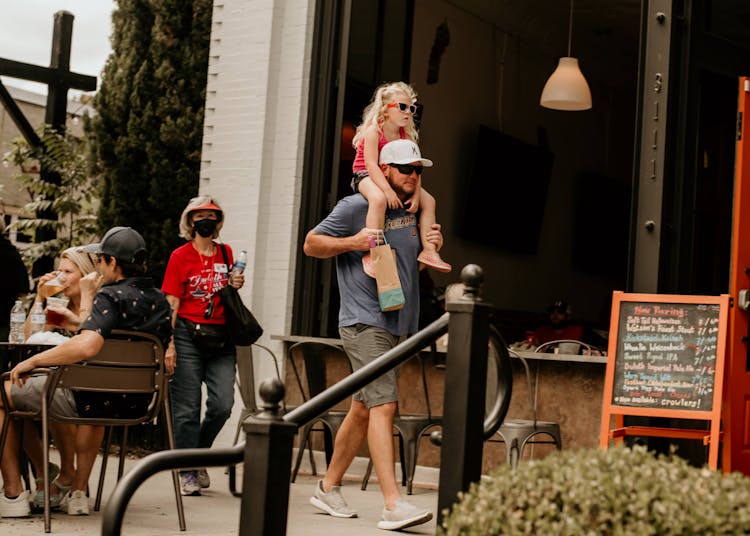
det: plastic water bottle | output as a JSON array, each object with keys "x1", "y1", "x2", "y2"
[
  {"x1": 9, "y1": 300, "x2": 26, "y2": 343},
  {"x1": 233, "y1": 250, "x2": 248, "y2": 275},
  {"x1": 28, "y1": 300, "x2": 46, "y2": 338}
]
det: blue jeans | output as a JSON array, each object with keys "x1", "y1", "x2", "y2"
[{"x1": 171, "y1": 317, "x2": 236, "y2": 450}]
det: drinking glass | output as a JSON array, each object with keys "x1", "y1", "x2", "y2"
[
  {"x1": 39, "y1": 273, "x2": 64, "y2": 299},
  {"x1": 45, "y1": 296, "x2": 70, "y2": 327}
]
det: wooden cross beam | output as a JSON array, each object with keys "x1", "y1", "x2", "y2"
[
  {"x1": 0, "y1": 10, "x2": 98, "y2": 275},
  {"x1": 0, "y1": 81, "x2": 41, "y2": 147},
  {"x1": 0, "y1": 57, "x2": 97, "y2": 90},
  {"x1": 0, "y1": 10, "x2": 97, "y2": 144}
]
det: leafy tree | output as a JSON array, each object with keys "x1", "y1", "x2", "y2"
[
  {"x1": 87, "y1": 0, "x2": 213, "y2": 284},
  {"x1": 5, "y1": 126, "x2": 98, "y2": 272}
]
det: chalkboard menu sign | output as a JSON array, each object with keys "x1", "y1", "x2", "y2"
[
  {"x1": 600, "y1": 292, "x2": 729, "y2": 469},
  {"x1": 612, "y1": 301, "x2": 720, "y2": 412}
]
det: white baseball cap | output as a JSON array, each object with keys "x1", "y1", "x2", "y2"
[{"x1": 379, "y1": 139, "x2": 433, "y2": 167}]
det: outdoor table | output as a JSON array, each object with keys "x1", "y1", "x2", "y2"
[{"x1": 0, "y1": 341, "x2": 57, "y2": 373}]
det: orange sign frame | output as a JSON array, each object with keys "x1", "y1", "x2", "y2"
[
  {"x1": 600, "y1": 291, "x2": 730, "y2": 469},
  {"x1": 725, "y1": 77, "x2": 750, "y2": 474}
]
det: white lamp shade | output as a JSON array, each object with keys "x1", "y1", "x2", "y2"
[{"x1": 540, "y1": 57, "x2": 592, "y2": 111}]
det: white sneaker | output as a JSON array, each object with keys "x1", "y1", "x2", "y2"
[
  {"x1": 197, "y1": 468, "x2": 210, "y2": 489},
  {"x1": 180, "y1": 471, "x2": 201, "y2": 496},
  {"x1": 377, "y1": 499, "x2": 432, "y2": 531},
  {"x1": 0, "y1": 490, "x2": 31, "y2": 518},
  {"x1": 64, "y1": 490, "x2": 90, "y2": 516},
  {"x1": 309, "y1": 480, "x2": 357, "y2": 518}
]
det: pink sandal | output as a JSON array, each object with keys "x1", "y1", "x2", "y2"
[{"x1": 418, "y1": 251, "x2": 452, "y2": 273}]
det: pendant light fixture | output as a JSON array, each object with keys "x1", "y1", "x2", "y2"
[{"x1": 540, "y1": 0, "x2": 592, "y2": 110}]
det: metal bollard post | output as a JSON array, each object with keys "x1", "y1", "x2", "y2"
[
  {"x1": 436, "y1": 264, "x2": 492, "y2": 526},
  {"x1": 239, "y1": 377, "x2": 297, "y2": 536}
]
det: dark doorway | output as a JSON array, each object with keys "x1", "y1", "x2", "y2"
[
  {"x1": 294, "y1": 0, "x2": 414, "y2": 337},
  {"x1": 657, "y1": 0, "x2": 750, "y2": 296},
  {"x1": 691, "y1": 71, "x2": 736, "y2": 295}
]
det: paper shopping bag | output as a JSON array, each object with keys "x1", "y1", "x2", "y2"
[{"x1": 371, "y1": 240, "x2": 405, "y2": 312}]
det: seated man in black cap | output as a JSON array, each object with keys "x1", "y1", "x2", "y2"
[
  {"x1": 531, "y1": 300, "x2": 585, "y2": 345},
  {"x1": 0, "y1": 227, "x2": 172, "y2": 518}
]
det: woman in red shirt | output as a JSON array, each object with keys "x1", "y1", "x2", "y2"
[{"x1": 162, "y1": 195, "x2": 245, "y2": 496}]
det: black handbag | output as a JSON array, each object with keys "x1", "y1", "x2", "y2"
[{"x1": 218, "y1": 245, "x2": 263, "y2": 346}]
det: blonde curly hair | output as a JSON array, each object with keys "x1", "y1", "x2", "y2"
[
  {"x1": 178, "y1": 195, "x2": 225, "y2": 240},
  {"x1": 352, "y1": 82, "x2": 419, "y2": 149}
]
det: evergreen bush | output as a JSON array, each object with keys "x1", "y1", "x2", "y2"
[
  {"x1": 86, "y1": 0, "x2": 212, "y2": 284},
  {"x1": 439, "y1": 445, "x2": 750, "y2": 535}
]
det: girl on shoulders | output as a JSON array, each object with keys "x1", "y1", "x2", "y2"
[{"x1": 351, "y1": 81, "x2": 451, "y2": 276}]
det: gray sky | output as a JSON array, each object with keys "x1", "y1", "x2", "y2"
[{"x1": 0, "y1": 1, "x2": 115, "y2": 97}]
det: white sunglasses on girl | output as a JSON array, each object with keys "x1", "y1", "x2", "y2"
[{"x1": 387, "y1": 102, "x2": 417, "y2": 114}]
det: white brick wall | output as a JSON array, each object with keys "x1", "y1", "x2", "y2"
[{"x1": 199, "y1": 0, "x2": 315, "y2": 446}]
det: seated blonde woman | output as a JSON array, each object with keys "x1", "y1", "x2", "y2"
[
  {"x1": 19, "y1": 246, "x2": 102, "y2": 512},
  {"x1": 24, "y1": 247, "x2": 99, "y2": 339}
]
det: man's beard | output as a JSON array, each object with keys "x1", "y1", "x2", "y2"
[
  {"x1": 387, "y1": 175, "x2": 416, "y2": 200},
  {"x1": 391, "y1": 185, "x2": 414, "y2": 199}
]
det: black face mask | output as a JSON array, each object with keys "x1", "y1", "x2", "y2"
[{"x1": 193, "y1": 219, "x2": 217, "y2": 238}]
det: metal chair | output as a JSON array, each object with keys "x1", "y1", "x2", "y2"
[
  {"x1": 227, "y1": 343, "x2": 282, "y2": 496},
  {"x1": 360, "y1": 351, "x2": 442, "y2": 495},
  {"x1": 288, "y1": 341, "x2": 351, "y2": 482},
  {"x1": 0, "y1": 343, "x2": 52, "y2": 494},
  {"x1": 0, "y1": 330, "x2": 185, "y2": 533},
  {"x1": 396, "y1": 325, "x2": 512, "y2": 489},
  {"x1": 362, "y1": 325, "x2": 514, "y2": 494},
  {"x1": 494, "y1": 347, "x2": 562, "y2": 468}
]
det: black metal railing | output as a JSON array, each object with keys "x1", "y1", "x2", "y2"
[
  {"x1": 284, "y1": 313, "x2": 448, "y2": 426},
  {"x1": 102, "y1": 264, "x2": 506, "y2": 535}
]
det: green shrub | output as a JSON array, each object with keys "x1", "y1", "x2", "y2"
[{"x1": 439, "y1": 445, "x2": 750, "y2": 535}]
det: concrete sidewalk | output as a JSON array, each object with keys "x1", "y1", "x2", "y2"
[{"x1": 1, "y1": 452, "x2": 439, "y2": 535}]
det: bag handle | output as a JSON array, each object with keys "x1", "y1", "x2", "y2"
[
  {"x1": 218, "y1": 243, "x2": 231, "y2": 270},
  {"x1": 209, "y1": 243, "x2": 231, "y2": 314},
  {"x1": 372, "y1": 229, "x2": 387, "y2": 246}
]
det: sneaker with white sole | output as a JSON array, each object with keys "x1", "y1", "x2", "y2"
[
  {"x1": 31, "y1": 462, "x2": 62, "y2": 511},
  {"x1": 64, "y1": 490, "x2": 90, "y2": 516},
  {"x1": 0, "y1": 490, "x2": 31, "y2": 518},
  {"x1": 180, "y1": 471, "x2": 201, "y2": 496},
  {"x1": 197, "y1": 468, "x2": 210, "y2": 489},
  {"x1": 33, "y1": 476, "x2": 71, "y2": 511},
  {"x1": 377, "y1": 500, "x2": 432, "y2": 531},
  {"x1": 309, "y1": 480, "x2": 357, "y2": 518}
]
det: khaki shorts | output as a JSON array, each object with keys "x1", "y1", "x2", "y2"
[
  {"x1": 339, "y1": 324, "x2": 399, "y2": 409},
  {"x1": 10, "y1": 374, "x2": 78, "y2": 418}
]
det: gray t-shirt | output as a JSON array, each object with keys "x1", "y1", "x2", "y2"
[{"x1": 314, "y1": 194, "x2": 420, "y2": 336}]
